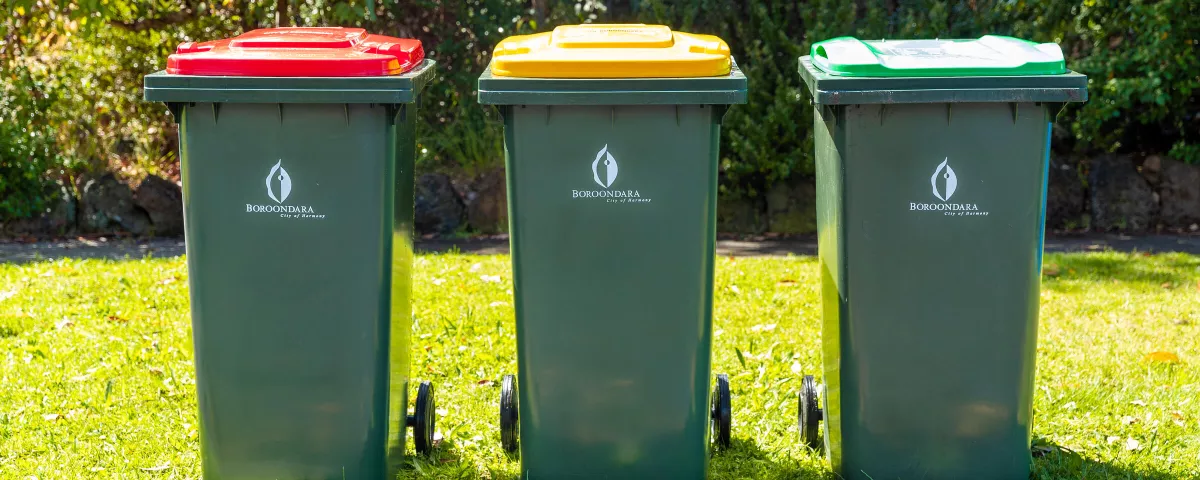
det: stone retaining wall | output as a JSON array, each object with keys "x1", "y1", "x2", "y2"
[{"x1": 4, "y1": 155, "x2": 1198, "y2": 239}]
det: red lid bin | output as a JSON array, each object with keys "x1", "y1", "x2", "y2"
[{"x1": 166, "y1": 27, "x2": 425, "y2": 77}]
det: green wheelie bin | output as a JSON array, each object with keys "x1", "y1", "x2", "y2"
[
  {"x1": 795, "y1": 36, "x2": 1087, "y2": 479},
  {"x1": 143, "y1": 27, "x2": 437, "y2": 479},
  {"x1": 477, "y1": 24, "x2": 747, "y2": 479}
]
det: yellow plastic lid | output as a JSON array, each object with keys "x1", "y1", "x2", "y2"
[{"x1": 490, "y1": 24, "x2": 732, "y2": 78}]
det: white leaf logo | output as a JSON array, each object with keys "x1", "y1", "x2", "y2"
[
  {"x1": 591, "y1": 145, "x2": 618, "y2": 189},
  {"x1": 266, "y1": 160, "x2": 292, "y2": 204},
  {"x1": 931, "y1": 157, "x2": 957, "y2": 202}
]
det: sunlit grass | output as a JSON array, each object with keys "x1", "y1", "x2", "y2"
[{"x1": 1, "y1": 252, "x2": 1197, "y2": 479}]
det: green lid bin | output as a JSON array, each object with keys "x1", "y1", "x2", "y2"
[
  {"x1": 796, "y1": 36, "x2": 1087, "y2": 480},
  {"x1": 477, "y1": 24, "x2": 746, "y2": 479},
  {"x1": 143, "y1": 27, "x2": 437, "y2": 479}
]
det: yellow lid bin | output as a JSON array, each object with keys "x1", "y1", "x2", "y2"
[{"x1": 490, "y1": 24, "x2": 732, "y2": 78}]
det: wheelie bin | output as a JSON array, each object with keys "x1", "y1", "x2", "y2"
[
  {"x1": 143, "y1": 27, "x2": 438, "y2": 479},
  {"x1": 477, "y1": 24, "x2": 747, "y2": 479},
  {"x1": 795, "y1": 36, "x2": 1087, "y2": 480}
]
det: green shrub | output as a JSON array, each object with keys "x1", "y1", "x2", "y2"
[
  {"x1": 631, "y1": 0, "x2": 1200, "y2": 200},
  {"x1": 3, "y1": 0, "x2": 1199, "y2": 226},
  {"x1": 0, "y1": 62, "x2": 59, "y2": 219}
]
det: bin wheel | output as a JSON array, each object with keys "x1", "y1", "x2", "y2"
[
  {"x1": 500, "y1": 374, "x2": 519, "y2": 454},
  {"x1": 799, "y1": 374, "x2": 823, "y2": 450},
  {"x1": 710, "y1": 374, "x2": 732, "y2": 449},
  {"x1": 406, "y1": 381, "x2": 436, "y2": 455}
]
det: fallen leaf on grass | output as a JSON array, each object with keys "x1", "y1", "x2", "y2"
[
  {"x1": 1144, "y1": 351, "x2": 1181, "y2": 364},
  {"x1": 750, "y1": 323, "x2": 777, "y2": 333},
  {"x1": 1161, "y1": 282, "x2": 1173, "y2": 289},
  {"x1": 1107, "y1": 435, "x2": 1121, "y2": 444},
  {"x1": 489, "y1": 301, "x2": 507, "y2": 307},
  {"x1": 55, "y1": 318, "x2": 73, "y2": 329},
  {"x1": 480, "y1": 275, "x2": 501, "y2": 283},
  {"x1": 1125, "y1": 438, "x2": 1141, "y2": 451},
  {"x1": 106, "y1": 315, "x2": 128, "y2": 323},
  {"x1": 1131, "y1": 399, "x2": 1148, "y2": 407},
  {"x1": 43, "y1": 413, "x2": 62, "y2": 421},
  {"x1": 1122, "y1": 415, "x2": 1139, "y2": 425},
  {"x1": 777, "y1": 279, "x2": 798, "y2": 286},
  {"x1": 148, "y1": 367, "x2": 164, "y2": 376},
  {"x1": 1061, "y1": 401, "x2": 1077, "y2": 411},
  {"x1": 1042, "y1": 264, "x2": 1061, "y2": 277},
  {"x1": 791, "y1": 362, "x2": 803, "y2": 374},
  {"x1": 729, "y1": 285, "x2": 741, "y2": 294},
  {"x1": 431, "y1": 278, "x2": 446, "y2": 286},
  {"x1": 477, "y1": 379, "x2": 495, "y2": 387},
  {"x1": 157, "y1": 276, "x2": 179, "y2": 285}
]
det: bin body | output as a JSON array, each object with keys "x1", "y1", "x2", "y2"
[
  {"x1": 144, "y1": 27, "x2": 432, "y2": 480},
  {"x1": 800, "y1": 37, "x2": 1087, "y2": 480},
  {"x1": 480, "y1": 24, "x2": 747, "y2": 479}
]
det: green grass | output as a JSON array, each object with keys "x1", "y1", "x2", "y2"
[{"x1": 1, "y1": 252, "x2": 1198, "y2": 479}]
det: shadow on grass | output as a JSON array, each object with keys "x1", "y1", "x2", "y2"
[
  {"x1": 1043, "y1": 253, "x2": 1200, "y2": 289},
  {"x1": 709, "y1": 437, "x2": 831, "y2": 480},
  {"x1": 1032, "y1": 439, "x2": 1183, "y2": 480},
  {"x1": 395, "y1": 439, "x2": 478, "y2": 479}
]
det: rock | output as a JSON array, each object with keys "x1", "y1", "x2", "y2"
[
  {"x1": 717, "y1": 192, "x2": 766, "y2": 234},
  {"x1": 80, "y1": 173, "x2": 151, "y2": 235},
  {"x1": 44, "y1": 185, "x2": 78, "y2": 234},
  {"x1": 765, "y1": 176, "x2": 817, "y2": 234},
  {"x1": 1045, "y1": 156, "x2": 1085, "y2": 230},
  {"x1": 414, "y1": 173, "x2": 466, "y2": 235},
  {"x1": 133, "y1": 175, "x2": 184, "y2": 236},
  {"x1": 1088, "y1": 154, "x2": 1158, "y2": 231},
  {"x1": 463, "y1": 168, "x2": 508, "y2": 234},
  {"x1": 0, "y1": 186, "x2": 73, "y2": 238},
  {"x1": 1157, "y1": 157, "x2": 1200, "y2": 228}
]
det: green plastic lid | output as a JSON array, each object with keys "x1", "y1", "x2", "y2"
[{"x1": 811, "y1": 35, "x2": 1068, "y2": 77}]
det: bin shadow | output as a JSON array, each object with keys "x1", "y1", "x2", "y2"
[
  {"x1": 709, "y1": 437, "x2": 834, "y2": 480},
  {"x1": 1041, "y1": 252, "x2": 1199, "y2": 289},
  {"x1": 1031, "y1": 438, "x2": 1183, "y2": 480}
]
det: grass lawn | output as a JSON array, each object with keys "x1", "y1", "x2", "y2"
[{"x1": 1, "y1": 251, "x2": 1198, "y2": 479}]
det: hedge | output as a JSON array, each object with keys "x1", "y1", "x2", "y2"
[{"x1": 1, "y1": 0, "x2": 1196, "y2": 220}]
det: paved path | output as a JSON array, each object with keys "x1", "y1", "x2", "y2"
[{"x1": 2, "y1": 234, "x2": 1198, "y2": 265}]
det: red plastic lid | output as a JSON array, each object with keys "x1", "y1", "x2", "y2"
[{"x1": 166, "y1": 27, "x2": 424, "y2": 77}]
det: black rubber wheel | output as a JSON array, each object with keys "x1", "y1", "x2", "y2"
[
  {"x1": 799, "y1": 374, "x2": 822, "y2": 450},
  {"x1": 710, "y1": 374, "x2": 731, "y2": 449},
  {"x1": 407, "y1": 381, "x2": 436, "y2": 455},
  {"x1": 500, "y1": 374, "x2": 519, "y2": 454}
]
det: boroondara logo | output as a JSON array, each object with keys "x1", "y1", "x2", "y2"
[
  {"x1": 266, "y1": 160, "x2": 292, "y2": 203},
  {"x1": 930, "y1": 157, "x2": 957, "y2": 202},
  {"x1": 591, "y1": 145, "x2": 618, "y2": 189}
]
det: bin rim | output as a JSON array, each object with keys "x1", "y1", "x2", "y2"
[
  {"x1": 144, "y1": 58, "x2": 435, "y2": 105},
  {"x1": 798, "y1": 56, "x2": 1087, "y2": 105}
]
